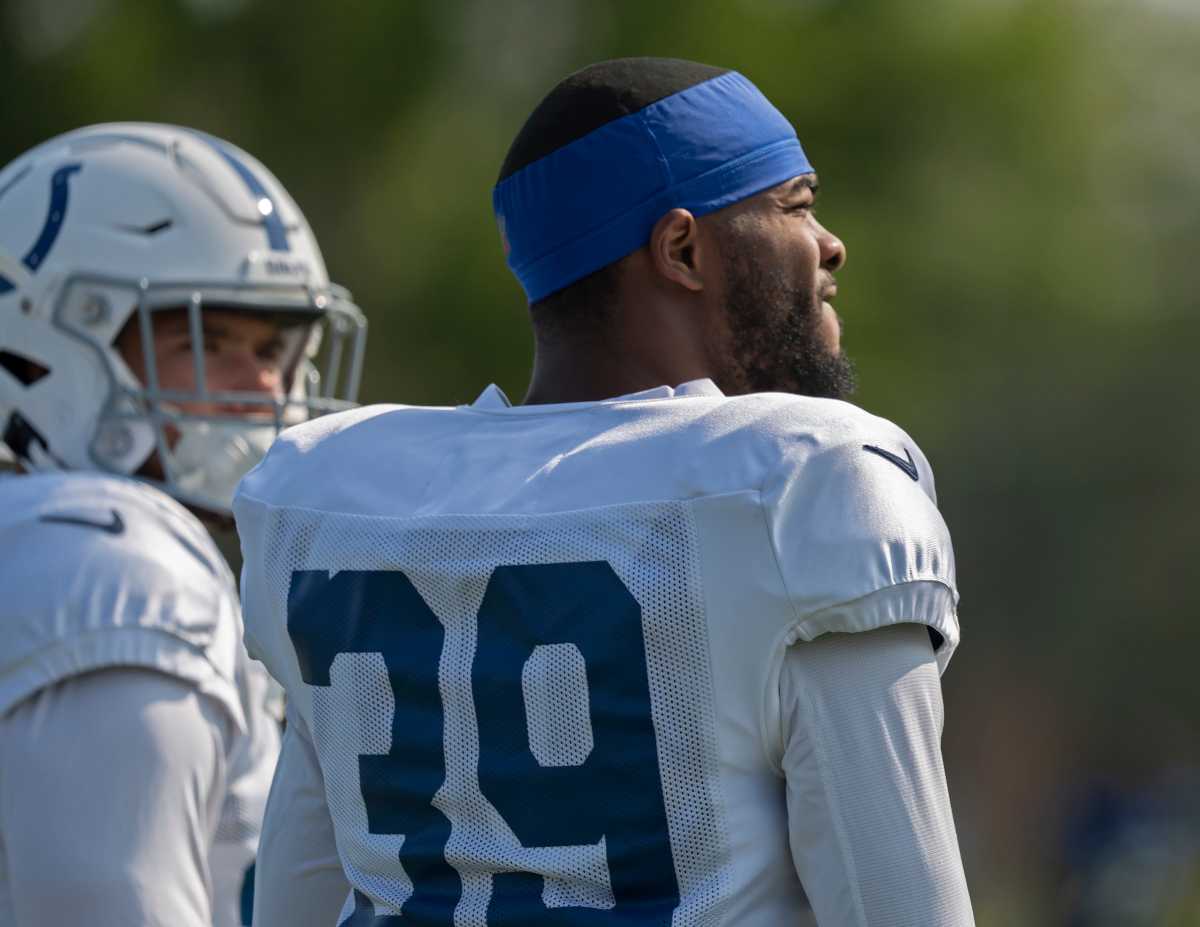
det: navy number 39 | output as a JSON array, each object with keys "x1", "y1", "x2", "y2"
[{"x1": 287, "y1": 561, "x2": 681, "y2": 925}]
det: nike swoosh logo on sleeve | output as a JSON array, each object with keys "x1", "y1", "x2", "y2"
[
  {"x1": 862, "y1": 445, "x2": 919, "y2": 481},
  {"x1": 39, "y1": 509, "x2": 126, "y2": 535}
]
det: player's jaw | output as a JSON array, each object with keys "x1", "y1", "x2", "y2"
[{"x1": 715, "y1": 238, "x2": 856, "y2": 400}]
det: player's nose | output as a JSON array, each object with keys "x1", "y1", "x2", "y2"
[{"x1": 817, "y1": 221, "x2": 846, "y2": 272}]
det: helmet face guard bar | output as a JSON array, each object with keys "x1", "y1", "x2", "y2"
[{"x1": 49, "y1": 271, "x2": 367, "y2": 513}]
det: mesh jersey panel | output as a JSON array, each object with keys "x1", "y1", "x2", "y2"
[
  {"x1": 256, "y1": 500, "x2": 732, "y2": 925},
  {"x1": 522, "y1": 644, "x2": 592, "y2": 768}
]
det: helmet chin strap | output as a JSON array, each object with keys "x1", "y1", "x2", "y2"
[{"x1": 0, "y1": 252, "x2": 33, "y2": 291}]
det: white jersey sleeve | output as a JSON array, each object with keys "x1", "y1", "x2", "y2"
[
  {"x1": 251, "y1": 707, "x2": 351, "y2": 927},
  {"x1": 781, "y1": 624, "x2": 974, "y2": 926},
  {"x1": 0, "y1": 472, "x2": 245, "y2": 730},
  {"x1": 763, "y1": 413, "x2": 959, "y2": 670},
  {"x1": 210, "y1": 652, "x2": 282, "y2": 927},
  {"x1": 0, "y1": 667, "x2": 231, "y2": 927}
]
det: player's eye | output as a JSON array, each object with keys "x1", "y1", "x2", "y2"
[
  {"x1": 201, "y1": 336, "x2": 224, "y2": 356},
  {"x1": 164, "y1": 335, "x2": 193, "y2": 356},
  {"x1": 256, "y1": 339, "x2": 286, "y2": 363}
]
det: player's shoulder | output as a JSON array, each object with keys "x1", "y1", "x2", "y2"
[
  {"x1": 704, "y1": 394, "x2": 961, "y2": 670},
  {"x1": 743, "y1": 393, "x2": 958, "y2": 641},
  {"x1": 0, "y1": 470, "x2": 231, "y2": 583},
  {"x1": 698, "y1": 391, "x2": 937, "y2": 498},
  {"x1": 0, "y1": 471, "x2": 244, "y2": 720},
  {"x1": 234, "y1": 401, "x2": 452, "y2": 512},
  {"x1": 0, "y1": 466, "x2": 187, "y2": 515},
  {"x1": 256, "y1": 403, "x2": 406, "y2": 460},
  {"x1": 713, "y1": 390, "x2": 906, "y2": 438}
]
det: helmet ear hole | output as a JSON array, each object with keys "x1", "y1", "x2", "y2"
[
  {"x1": 2, "y1": 410, "x2": 50, "y2": 463},
  {"x1": 0, "y1": 350, "x2": 50, "y2": 387}
]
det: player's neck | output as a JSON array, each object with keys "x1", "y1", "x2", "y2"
[{"x1": 523, "y1": 343, "x2": 711, "y2": 406}]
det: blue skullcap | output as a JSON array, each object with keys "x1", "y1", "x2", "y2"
[{"x1": 494, "y1": 70, "x2": 813, "y2": 303}]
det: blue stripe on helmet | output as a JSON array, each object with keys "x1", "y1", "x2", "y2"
[
  {"x1": 194, "y1": 132, "x2": 291, "y2": 252},
  {"x1": 0, "y1": 163, "x2": 83, "y2": 295}
]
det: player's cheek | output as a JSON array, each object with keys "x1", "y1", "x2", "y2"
[{"x1": 149, "y1": 347, "x2": 196, "y2": 393}]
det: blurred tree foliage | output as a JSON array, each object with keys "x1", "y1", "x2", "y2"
[{"x1": 2, "y1": 0, "x2": 1197, "y2": 921}]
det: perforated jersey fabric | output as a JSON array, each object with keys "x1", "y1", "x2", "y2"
[
  {"x1": 261, "y1": 502, "x2": 728, "y2": 924},
  {"x1": 0, "y1": 472, "x2": 279, "y2": 927},
  {"x1": 522, "y1": 643, "x2": 592, "y2": 768},
  {"x1": 235, "y1": 379, "x2": 965, "y2": 926}
]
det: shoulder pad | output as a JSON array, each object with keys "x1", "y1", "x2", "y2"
[
  {"x1": 0, "y1": 473, "x2": 244, "y2": 722},
  {"x1": 236, "y1": 403, "x2": 429, "y2": 515},
  {"x1": 759, "y1": 399, "x2": 959, "y2": 667}
]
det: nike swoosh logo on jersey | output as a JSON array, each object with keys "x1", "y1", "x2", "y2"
[
  {"x1": 862, "y1": 444, "x2": 919, "y2": 481},
  {"x1": 39, "y1": 509, "x2": 126, "y2": 535}
]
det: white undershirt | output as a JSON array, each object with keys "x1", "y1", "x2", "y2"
[
  {"x1": 252, "y1": 711, "x2": 351, "y2": 927},
  {"x1": 0, "y1": 668, "x2": 231, "y2": 927},
  {"x1": 782, "y1": 623, "x2": 975, "y2": 926}
]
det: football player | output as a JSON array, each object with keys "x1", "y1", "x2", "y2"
[
  {"x1": 0, "y1": 123, "x2": 365, "y2": 927},
  {"x1": 235, "y1": 58, "x2": 975, "y2": 926}
]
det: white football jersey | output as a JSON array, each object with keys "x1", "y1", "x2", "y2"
[
  {"x1": 0, "y1": 471, "x2": 279, "y2": 926},
  {"x1": 234, "y1": 379, "x2": 960, "y2": 926}
]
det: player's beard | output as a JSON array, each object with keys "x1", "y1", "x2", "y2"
[{"x1": 718, "y1": 239, "x2": 857, "y2": 400}]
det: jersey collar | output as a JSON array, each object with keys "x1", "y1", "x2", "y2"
[{"x1": 469, "y1": 379, "x2": 724, "y2": 412}]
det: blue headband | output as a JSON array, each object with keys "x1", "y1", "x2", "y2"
[{"x1": 494, "y1": 70, "x2": 813, "y2": 303}]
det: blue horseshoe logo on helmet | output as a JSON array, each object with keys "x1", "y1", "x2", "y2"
[{"x1": 0, "y1": 163, "x2": 83, "y2": 295}]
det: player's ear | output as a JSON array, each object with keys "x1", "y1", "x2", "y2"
[{"x1": 648, "y1": 208, "x2": 707, "y2": 293}]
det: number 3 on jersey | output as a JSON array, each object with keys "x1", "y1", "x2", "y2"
[{"x1": 287, "y1": 562, "x2": 681, "y2": 925}]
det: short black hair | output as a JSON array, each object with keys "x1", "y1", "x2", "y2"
[
  {"x1": 502, "y1": 57, "x2": 730, "y2": 322},
  {"x1": 499, "y1": 57, "x2": 729, "y2": 182},
  {"x1": 527, "y1": 262, "x2": 620, "y2": 343}
]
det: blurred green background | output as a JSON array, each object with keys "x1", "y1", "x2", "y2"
[{"x1": 3, "y1": 0, "x2": 1196, "y2": 922}]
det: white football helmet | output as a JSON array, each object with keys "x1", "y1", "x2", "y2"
[{"x1": 0, "y1": 123, "x2": 366, "y2": 515}]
